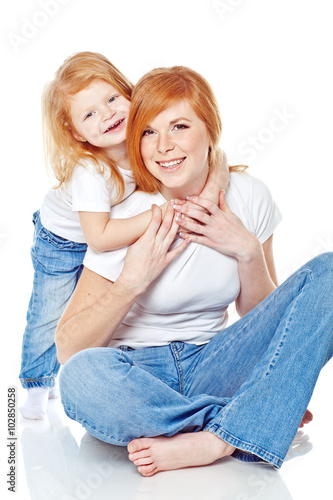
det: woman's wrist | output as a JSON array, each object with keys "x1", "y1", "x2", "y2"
[{"x1": 236, "y1": 235, "x2": 263, "y2": 264}]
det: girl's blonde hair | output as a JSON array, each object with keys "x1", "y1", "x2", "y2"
[
  {"x1": 42, "y1": 51, "x2": 133, "y2": 199},
  {"x1": 127, "y1": 66, "x2": 246, "y2": 193}
]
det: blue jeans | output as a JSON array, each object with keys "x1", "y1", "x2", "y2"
[
  {"x1": 59, "y1": 253, "x2": 333, "y2": 468},
  {"x1": 19, "y1": 210, "x2": 87, "y2": 389}
]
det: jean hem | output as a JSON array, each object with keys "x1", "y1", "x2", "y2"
[
  {"x1": 205, "y1": 424, "x2": 283, "y2": 469},
  {"x1": 20, "y1": 377, "x2": 56, "y2": 389}
]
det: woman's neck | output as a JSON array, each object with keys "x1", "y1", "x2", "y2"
[{"x1": 160, "y1": 182, "x2": 206, "y2": 202}]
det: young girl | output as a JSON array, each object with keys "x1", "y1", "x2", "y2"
[{"x1": 19, "y1": 52, "x2": 230, "y2": 420}]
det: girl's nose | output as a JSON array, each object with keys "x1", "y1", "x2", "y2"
[{"x1": 102, "y1": 107, "x2": 116, "y2": 121}]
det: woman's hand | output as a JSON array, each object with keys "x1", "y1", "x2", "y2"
[
  {"x1": 175, "y1": 191, "x2": 261, "y2": 263},
  {"x1": 119, "y1": 202, "x2": 191, "y2": 294}
]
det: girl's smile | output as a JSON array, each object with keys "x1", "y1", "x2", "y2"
[{"x1": 70, "y1": 80, "x2": 131, "y2": 157}]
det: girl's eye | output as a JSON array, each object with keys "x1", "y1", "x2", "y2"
[
  {"x1": 108, "y1": 96, "x2": 118, "y2": 104},
  {"x1": 84, "y1": 111, "x2": 95, "y2": 120}
]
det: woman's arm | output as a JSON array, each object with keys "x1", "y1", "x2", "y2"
[
  {"x1": 56, "y1": 203, "x2": 190, "y2": 364},
  {"x1": 174, "y1": 191, "x2": 277, "y2": 316}
]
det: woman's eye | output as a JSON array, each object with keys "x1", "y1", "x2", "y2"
[
  {"x1": 142, "y1": 129, "x2": 154, "y2": 136},
  {"x1": 174, "y1": 124, "x2": 188, "y2": 131}
]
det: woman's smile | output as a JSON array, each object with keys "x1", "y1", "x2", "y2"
[
  {"x1": 141, "y1": 100, "x2": 210, "y2": 199},
  {"x1": 156, "y1": 157, "x2": 187, "y2": 170}
]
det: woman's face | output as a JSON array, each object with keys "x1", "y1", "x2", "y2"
[
  {"x1": 140, "y1": 99, "x2": 211, "y2": 200},
  {"x1": 69, "y1": 79, "x2": 131, "y2": 157}
]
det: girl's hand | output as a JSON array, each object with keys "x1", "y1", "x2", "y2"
[
  {"x1": 199, "y1": 148, "x2": 229, "y2": 205},
  {"x1": 175, "y1": 191, "x2": 261, "y2": 263},
  {"x1": 119, "y1": 202, "x2": 190, "y2": 294}
]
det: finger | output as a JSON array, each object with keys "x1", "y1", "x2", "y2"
[
  {"x1": 176, "y1": 216, "x2": 210, "y2": 237},
  {"x1": 165, "y1": 236, "x2": 191, "y2": 266},
  {"x1": 162, "y1": 217, "x2": 181, "y2": 250},
  {"x1": 144, "y1": 204, "x2": 162, "y2": 238},
  {"x1": 179, "y1": 231, "x2": 215, "y2": 249},
  {"x1": 156, "y1": 201, "x2": 175, "y2": 240},
  {"x1": 174, "y1": 205, "x2": 212, "y2": 226},
  {"x1": 219, "y1": 190, "x2": 232, "y2": 213},
  {"x1": 185, "y1": 196, "x2": 221, "y2": 217}
]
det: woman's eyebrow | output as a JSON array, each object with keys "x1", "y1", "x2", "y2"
[
  {"x1": 144, "y1": 117, "x2": 192, "y2": 129},
  {"x1": 169, "y1": 117, "x2": 192, "y2": 125}
]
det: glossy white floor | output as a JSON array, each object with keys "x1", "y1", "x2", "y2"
[{"x1": 15, "y1": 360, "x2": 332, "y2": 500}]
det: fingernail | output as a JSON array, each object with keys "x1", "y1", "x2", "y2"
[
  {"x1": 170, "y1": 199, "x2": 175, "y2": 207},
  {"x1": 186, "y1": 196, "x2": 195, "y2": 201}
]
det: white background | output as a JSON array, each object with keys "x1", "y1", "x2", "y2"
[{"x1": 1, "y1": 0, "x2": 332, "y2": 498}]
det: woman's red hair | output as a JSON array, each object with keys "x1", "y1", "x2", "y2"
[{"x1": 127, "y1": 66, "x2": 223, "y2": 193}]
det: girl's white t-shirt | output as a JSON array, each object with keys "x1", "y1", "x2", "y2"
[
  {"x1": 83, "y1": 172, "x2": 282, "y2": 348},
  {"x1": 40, "y1": 161, "x2": 136, "y2": 243}
]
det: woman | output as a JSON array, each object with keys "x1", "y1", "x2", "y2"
[{"x1": 56, "y1": 66, "x2": 333, "y2": 477}]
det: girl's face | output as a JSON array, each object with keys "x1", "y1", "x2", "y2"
[
  {"x1": 69, "y1": 80, "x2": 131, "y2": 157},
  {"x1": 140, "y1": 99, "x2": 211, "y2": 200}
]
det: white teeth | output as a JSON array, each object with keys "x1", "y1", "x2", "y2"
[
  {"x1": 104, "y1": 120, "x2": 122, "y2": 133},
  {"x1": 159, "y1": 158, "x2": 184, "y2": 168}
]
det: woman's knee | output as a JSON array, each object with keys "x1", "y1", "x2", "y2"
[
  {"x1": 59, "y1": 347, "x2": 126, "y2": 399},
  {"x1": 303, "y1": 252, "x2": 333, "y2": 281}
]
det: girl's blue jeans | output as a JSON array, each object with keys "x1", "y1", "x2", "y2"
[
  {"x1": 59, "y1": 253, "x2": 333, "y2": 468},
  {"x1": 19, "y1": 210, "x2": 87, "y2": 389}
]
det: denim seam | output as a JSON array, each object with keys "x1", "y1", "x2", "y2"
[
  {"x1": 170, "y1": 343, "x2": 185, "y2": 395},
  {"x1": 236, "y1": 269, "x2": 310, "y2": 335},
  {"x1": 205, "y1": 424, "x2": 283, "y2": 468}
]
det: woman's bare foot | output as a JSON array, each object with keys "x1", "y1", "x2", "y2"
[
  {"x1": 299, "y1": 409, "x2": 313, "y2": 428},
  {"x1": 127, "y1": 431, "x2": 235, "y2": 477}
]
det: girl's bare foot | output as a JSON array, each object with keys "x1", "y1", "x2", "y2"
[{"x1": 127, "y1": 431, "x2": 235, "y2": 477}]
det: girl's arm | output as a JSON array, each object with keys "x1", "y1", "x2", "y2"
[
  {"x1": 174, "y1": 192, "x2": 277, "y2": 316},
  {"x1": 56, "y1": 203, "x2": 190, "y2": 364},
  {"x1": 200, "y1": 149, "x2": 229, "y2": 203},
  {"x1": 79, "y1": 210, "x2": 154, "y2": 252}
]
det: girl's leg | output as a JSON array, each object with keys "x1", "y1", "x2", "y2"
[{"x1": 19, "y1": 211, "x2": 87, "y2": 419}]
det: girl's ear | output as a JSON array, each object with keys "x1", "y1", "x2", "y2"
[{"x1": 66, "y1": 122, "x2": 87, "y2": 142}]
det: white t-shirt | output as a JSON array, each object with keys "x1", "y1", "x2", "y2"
[
  {"x1": 84, "y1": 172, "x2": 282, "y2": 348},
  {"x1": 40, "y1": 161, "x2": 136, "y2": 243}
]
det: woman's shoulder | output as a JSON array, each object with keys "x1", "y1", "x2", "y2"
[
  {"x1": 111, "y1": 190, "x2": 164, "y2": 218},
  {"x1": 227, "y1": 171, "x2": 282, "y2": 242},
  {"x1": 228, "y1": 171, "x2": 275, "y2": 206}
]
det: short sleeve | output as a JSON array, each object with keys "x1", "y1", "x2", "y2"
[
  {"x1": 250, "y1": 176, "x2": 282, "y2": 243},
  {"x1": 71, "y1": 162, "x2": 114, "y2": 212}
]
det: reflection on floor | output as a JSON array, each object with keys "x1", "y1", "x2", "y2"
[{"x1": 17, "y1": 377, "x2": 332, "y2": 500}]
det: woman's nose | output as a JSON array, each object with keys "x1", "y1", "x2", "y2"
[{"x1": 157, "y1": 134, "x2": 174, "y2": 154}]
